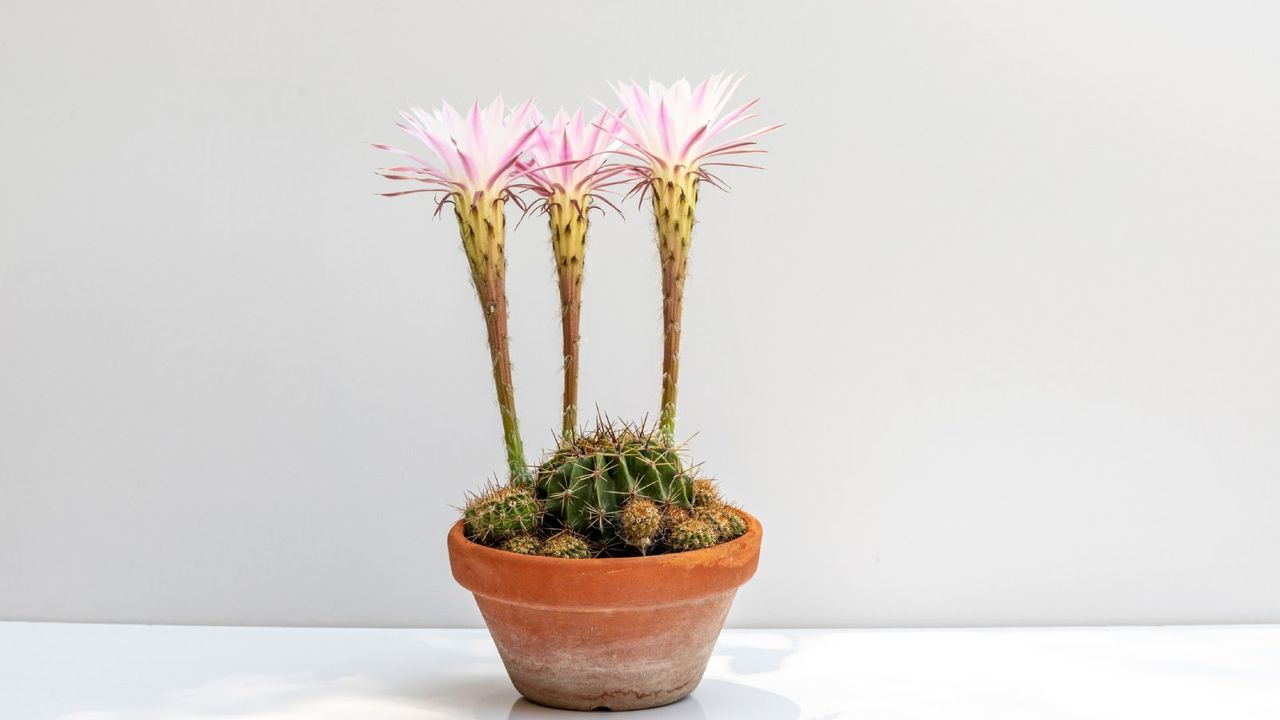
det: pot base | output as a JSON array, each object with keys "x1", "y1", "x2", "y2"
[
  {"x1": 479, "y1": 591, "x2": 737, "y2": 711},
  {"x1": 448, "y1": 513, "x2": 761, "y2": 713}
]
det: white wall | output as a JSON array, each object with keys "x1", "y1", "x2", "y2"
[{"x1": 2, "y1": 0, "x2": 1279, "y2": 628}]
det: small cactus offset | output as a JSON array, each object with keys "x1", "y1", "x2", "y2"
[
  {"x1": 463, "y1": 485, "x2": 542, "y2": 543},
  {"x1": 619, "y1": 497, "x2": 661, "y2": 552},
  {"x1": 692, "y1": 478, "x2": 722, "y2": 507},
  {"x1": 660, "y1": 504, "x2": 692, "y2": 533},
  {"x1": 541, "y1": 531, "x2": 592, "y2": 559},
  {"x1": 667, "y1": 518, "x2": 720, "y2": 552},
  {"x1": 537, "y1": 419, "x2": 695, "y2": 543},
  {"x1": 500, "y1": 533, "x2": 543, "y2": 556},
  {"x1": 694, "y1": 505, "x2": 747, "y2": 542},
  {"x1": 689, "y1": 477, "x2": 746, "y2": 541}
]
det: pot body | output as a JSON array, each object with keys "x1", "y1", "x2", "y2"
[{"x1": 447, "y1": 513, "x2": 762, "y2": 711}]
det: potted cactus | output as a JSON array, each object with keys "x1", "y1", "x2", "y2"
[{"x1": 377, "y1": 75, "x2": 779, "y2": 711}]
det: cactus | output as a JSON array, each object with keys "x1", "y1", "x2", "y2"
[
  {"x1": 692, "y1": 478, "x2": 721, "y2": 507},
  {"x1": 667, "y1": 517, "x2": 719, "y2": 552},
  {"x1": 536, "y1": 420, "x2": 694, "y2": 543},
  {"x1": 619, "y1": 497, "x2": 661, "y2": 552},
  {"x1": 381, "y1": 84, "x2": 776, "y2": 558},
  {"x1": 541, "y1": 531, "x2": 591, "y2": 559},
  {"x1": 689, "y1": 478, "x2": 746, "y2": 541},
  {"x1": 694, "y1": 505, "x2": 747, "y2": 541},
  {"x1": 463, "y1": 485, "x2": 542, "y2": 544},
  {"x1": 462, "y1": 428, "x2": 751, "y2": 556},
  {"x1": 660, "y1": 504, "x2": 692, "y2": 533},
  {"x1": 500, "y1": 533, "x2": 543, "y2": 555}
]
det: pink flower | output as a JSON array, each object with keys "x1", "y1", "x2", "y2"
[
  {"x1": 375, "y1": 97, "x2": 540, "y2": 208},
  {"x1": 517, "y1": 108, "x2": 628, "y2": 216},
  {"x1": 606, "y1": 74, "x2": 782, "y2": 192}
]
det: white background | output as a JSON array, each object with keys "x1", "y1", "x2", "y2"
[{"x1": 2, "y1": 1, "x2": 1278, "y2": 628}]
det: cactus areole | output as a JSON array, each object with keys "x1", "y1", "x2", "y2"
[{"x1": 377, "y1": 75, "x2": 778, "y2": 711}]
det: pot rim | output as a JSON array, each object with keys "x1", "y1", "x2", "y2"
[
  {"x1": 448, "y1": 511, "x2": 762, "y2": 609},
  {"x1": 447, "y1": 509, "x2": 761, "y2": 566}
]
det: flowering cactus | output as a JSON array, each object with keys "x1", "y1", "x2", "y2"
[
  {"x1": 376, "y1": 98, "x2": 540, "y2": 482},
  {"x1": 607, "y1": 75, "x2": 781, "y2": 440},
  {"x1": 518, "y1": 109, "x2": 628, "y2": 439},
  {"x1": 378, "y1": 79, "x2": 775, "y2": 557}
]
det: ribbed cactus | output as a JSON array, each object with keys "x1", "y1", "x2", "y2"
[
  {"x1": 462, "y1": 437, "x2": 750, "y2": 556},
  {"x1": 463, "y1": 485, "x2": 542, "y2": 543},
  {"x1": 536, "y1": 420, "x2": 694, "y2": 544}
]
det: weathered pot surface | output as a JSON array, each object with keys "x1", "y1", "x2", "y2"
[{"x1": 447, "y1": 512, "x2": 762, "y2": 711}]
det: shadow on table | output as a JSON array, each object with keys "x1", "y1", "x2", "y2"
[
  {"x1": 41, "y1": 630, "x2": 803, "y2": 720},
  {"x1": 716, "y1": 636, "x2": 800, "y2": 676},
  {"x1": 482, "y1": 680, "x2": 800, "y2": 719}
]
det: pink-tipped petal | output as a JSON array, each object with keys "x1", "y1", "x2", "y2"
[
  {"x1": 608, "y1": 74, "x2": 779, "y2": 187},
  {"x1": 375, "y1": 96, "x2": 543, "y2": 203}
]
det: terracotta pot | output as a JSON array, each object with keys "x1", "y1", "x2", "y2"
[{"x1": 447, "y1": 512, "x2": 762, "y2": 711}]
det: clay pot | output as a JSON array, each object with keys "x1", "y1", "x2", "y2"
[{"x1": 447, "y1": 512, "x2": 762, "y2": 711}]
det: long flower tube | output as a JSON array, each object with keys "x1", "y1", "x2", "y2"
[
  {"x1": 376, "y1": 97, "x2": 540, "y2": 482},
  {"x1": 517, "y1": 108, "x2": 627, "y2": 439},
  {"x1": 605, "y1": 75, "x2": 781, "y2": 441}
]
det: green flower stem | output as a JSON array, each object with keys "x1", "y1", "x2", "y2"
[
  {"x1": 455, "y1": 193, "x2": 529, "y2": 483},
  {"x1": 651, "y1": 168, "x2": 699, "y2": 442},
  {"x1": 548, "y1": 196, "x2": 589, "y2": 440}
]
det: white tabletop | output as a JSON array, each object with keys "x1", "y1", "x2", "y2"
[{"x1": 3, "y1": 622, "x2": 1278, "y2": 719}]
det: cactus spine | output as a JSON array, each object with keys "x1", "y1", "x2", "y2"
[
  {"x1": 548, "y1": 193, "x2": 589, "y2": 439},
  {"x1": 650, "y1": 166, "x2": 699, "y2": 441},
  {"x1": 455, "y1": 193, "x2": 529, "y2": 483}
]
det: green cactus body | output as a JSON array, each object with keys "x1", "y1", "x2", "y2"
[
  {"x1": 539, "y1": 443, "x2": 693, "y2": 538},
  {"x1": 463, "y1": 485, "x2": 542, "y2": 544}
]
